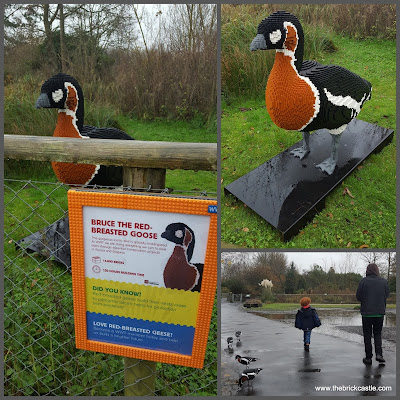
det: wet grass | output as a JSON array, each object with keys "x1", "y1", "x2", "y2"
[{"x1": 221, "y1": 36, "x2": 395, "y2": 249}]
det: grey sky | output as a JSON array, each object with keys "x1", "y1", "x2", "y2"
[
  {"x1": 222, "y1": 251, "x2": 394, "y2": 275},
  {"x1": 285, "y1": 252, "x2": 366, "y2": 274}
]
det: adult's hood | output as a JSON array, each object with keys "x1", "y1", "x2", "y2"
[{"x1": 366, "y1": 263, "x2": 379, "y2": 276}]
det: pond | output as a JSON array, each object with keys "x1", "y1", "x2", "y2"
[{"x1": 253, "y1": 308, "x2": 396, "y2": 327}]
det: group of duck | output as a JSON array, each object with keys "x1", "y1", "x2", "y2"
[{"x1": 227, "y1": 331, "x2": 263, "y2": 390}]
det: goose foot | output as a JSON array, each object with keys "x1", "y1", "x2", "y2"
[
  {"x1": 316, "y1": 157, "x2": 336, "y2": 175},
  {"x1": 290, "y1": 131, "x2": 310, "y2": 160},
  {"x1": 290, "y1": 146, "x2": 310, "y2": 160},
  {"x1": 317, "y1": 132, "x2": 342, "y2": 175}
]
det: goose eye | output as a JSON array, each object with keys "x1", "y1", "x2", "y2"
[
  {"x1": 52, "y1": 89, "x2": 64, "y2": 103},
  {"x1": 175, "y1": 230, "x2": 183, "y2": 238},
  {"x1": 269, "y1": 29, "x2": 282, "y2": 44}
]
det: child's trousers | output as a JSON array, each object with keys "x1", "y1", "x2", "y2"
[{"x1": 303, "y1": 330, "x2": 311, "y2": 345}]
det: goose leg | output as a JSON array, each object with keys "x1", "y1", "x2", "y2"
[
  {"x1": 290, "y1": 131, "x2": 310, "y2": 159},
  {"x1": 316, "y1": 133, "x2": 342, "y2": 175}
]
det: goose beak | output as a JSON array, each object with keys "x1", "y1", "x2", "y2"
[
  {"x1": 35, "y1": 93, "x2": 51, "y2": 108},
  {"x1": 250, "y1": 34, "x2": 268, "y2": 51}
]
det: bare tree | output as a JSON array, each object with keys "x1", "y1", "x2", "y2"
[
  {"x1": 253, "y1": 252, "x2": 288, "y2": 292},
  {"x1": 359, "y1": 252, "x2": 395, "y2": 280}
]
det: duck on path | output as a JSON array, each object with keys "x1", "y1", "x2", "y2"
[
  {"x1": 161, "y1": 223, "x2": 203, "y2": 292},
  {"x1": 235, "y1": 355, "x2": 258, "y2": 369},
  {"x1": 235, "y1": 330, "x2": 242, "y2": 342},
  {"x1": 227, "y1": 336, "x2": 234, "y2": 352},
  {"x1": 250, "y1": 11, "x2": 372, "y2": 175},
  {"x1": 16, "y1": 73, "x2": 134, "y2": 268},
  {"x1": 237, "y1": 368, "x2": 263, "y2": 389}
]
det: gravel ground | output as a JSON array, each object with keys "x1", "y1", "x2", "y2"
[{"x1": 337, "y1": 326, "x2": 396, "y2": 343}]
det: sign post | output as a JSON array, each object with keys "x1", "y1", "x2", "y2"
[
  {"x1": 68, "y1": 189, "x2": 217, "y2": 386},
  {"x1": 122, "y1": 165, "x2": 165, "y2": 395}
]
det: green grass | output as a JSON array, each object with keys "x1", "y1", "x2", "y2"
[
  {"x1": 221, "y1": 36, "x2": 395, "y2": 249},
  {"x1": 254, "y1": 303, "x2": 396, "y2": 311}
]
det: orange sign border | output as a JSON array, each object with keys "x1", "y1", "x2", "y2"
[{"x1": 68, "y1": 189, "x2": 217, "y2": 369}]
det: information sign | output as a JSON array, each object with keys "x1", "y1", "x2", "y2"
[{"x1": 68, "y1": 189, "x2": 217, "y2": 368}]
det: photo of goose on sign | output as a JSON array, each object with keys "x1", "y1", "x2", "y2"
[{"x1": 83, "y1": 206, "x2": 210, "y2": 354}]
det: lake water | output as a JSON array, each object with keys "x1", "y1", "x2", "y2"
[{"x1": 254, "y1": 308, "x2": 396, "y2": 327}]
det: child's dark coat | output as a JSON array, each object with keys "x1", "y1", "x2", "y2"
[{"x1": 295, "y1": 307, "x2": 321, "y2": 331}]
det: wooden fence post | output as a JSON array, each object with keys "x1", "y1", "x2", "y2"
[
  {"x1": 124, "y1": 358, "x2": 157, "y2": 396},
  {"x1": 123, "y1": 165, "x2": 165, "y2": 396},
  {"x1": 123, "y1": 167, "x2": 166, "y2": 190}
]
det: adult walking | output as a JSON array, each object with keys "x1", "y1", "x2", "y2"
[{"x1": 356, "y1": 263, "x2": 389, "y2": 365}]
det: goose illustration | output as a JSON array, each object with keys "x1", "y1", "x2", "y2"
[
  {"x1": 161, "y1": 223, "x2": 203, "y2": 292},
  {"x1": 251, "y1": 11, "x2": 372, "y2": 174}
]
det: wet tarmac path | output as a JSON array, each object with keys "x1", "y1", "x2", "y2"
[{"x1": 221, "y1": 300, "x2": 396, "y2": 396}]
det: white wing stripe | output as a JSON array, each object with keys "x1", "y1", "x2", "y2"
[{"x1": 324, "y1": 88, "x2": 366, "y2": 113}]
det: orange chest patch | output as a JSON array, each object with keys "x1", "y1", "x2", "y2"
[
  {"x1": 52, "y1": 112, "x2": 97, "y2": 185},
  {"x1": 265, "y1": 52, "x2": 317, "y2": 131},
  {"x1": 53, "y1": 112, "x2": 80, "y2": 138},
  {"x1": 163, "y1": 246, "x2": 197, "y2": 291}
]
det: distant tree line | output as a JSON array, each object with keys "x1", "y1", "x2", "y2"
[
  {"x1": 4, "y1": 4, "x2": 216, "y2": 121},
  {"x1": 221, "y1": 252, "x2": 396, "y2": 299}
]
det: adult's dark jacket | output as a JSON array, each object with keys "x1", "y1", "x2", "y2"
[
  {"x1": 295, "y1": 307, "x2": 321, "y2": 331},
  {"x1": 356, "y1": 275, "x2": 389, "y2": 316}
]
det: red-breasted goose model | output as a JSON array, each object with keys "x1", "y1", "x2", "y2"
[
  {"x1": 161, "y1": 223, "x2": 203, "y2": 292},
  {"x1": 17, "y1": 73, "x2": 134, "y2": 268},
  {"x1": 35, "y1": 73, "x2": 133, "y2": 185},
  {"x1": 250, "y1": 11, "x2": 372, "y2": 175}
]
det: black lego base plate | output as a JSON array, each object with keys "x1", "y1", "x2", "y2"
[{"x1": 224, "y1": 119, "x2": 394, "y2": 241}]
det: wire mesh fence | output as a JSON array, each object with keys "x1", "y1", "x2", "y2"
[{"x1": 4, "y1": 179, "x2": 217, "y2": 396}]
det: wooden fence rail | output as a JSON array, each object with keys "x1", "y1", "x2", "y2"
[{"x1": 4, "y1": 135, "x2": 217, "y2": 171}]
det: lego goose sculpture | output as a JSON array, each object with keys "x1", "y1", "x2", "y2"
[{"x1": 251, "y1": 11, "x2": 372, "y2": 174}]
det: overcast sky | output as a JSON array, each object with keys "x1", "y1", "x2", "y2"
[
  {"x1": 285, "y1": 252, "x2": 367, "y2": 274},
  {"x1": 222, "y1": 251, "x2": 394, "y2": 275}
]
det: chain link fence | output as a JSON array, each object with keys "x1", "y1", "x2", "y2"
[{"x1": 4, "y1": 179, "x2": 217, "y2": 396}]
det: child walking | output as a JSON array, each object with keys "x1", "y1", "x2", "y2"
[{"x1": 295, "y1": 297, "x2": 321, "y2": 351}]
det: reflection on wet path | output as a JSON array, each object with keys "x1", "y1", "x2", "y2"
[{"x1": 249, "y1": 308, "x2": 396, "y2": 351}]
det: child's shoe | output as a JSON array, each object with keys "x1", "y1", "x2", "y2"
[
  {"x1": 363, "y1": 357, "x2": 372, "y2": 365},
  {"x1": 304, "y1": 344, "x2": 310, "y2": 352}
]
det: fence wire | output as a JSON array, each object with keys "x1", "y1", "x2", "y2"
[{"x1": 4, "y1": 179, "x2": 217, "y2": 396}]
